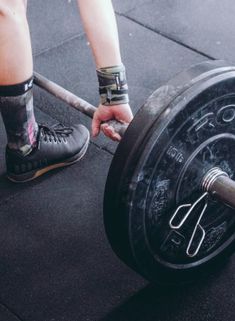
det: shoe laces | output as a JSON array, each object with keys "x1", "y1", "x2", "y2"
[{"x1": 39, "y1": 124, "x2": 73, "y2": 144}]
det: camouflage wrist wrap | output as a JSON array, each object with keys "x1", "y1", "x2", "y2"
[{"x1": 97, "y1": 64, "x2": 129, "y2": 106}]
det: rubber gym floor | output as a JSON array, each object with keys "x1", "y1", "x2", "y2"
[{"x1": 0, "y1": 1, "x2": 234, "y2": 320}]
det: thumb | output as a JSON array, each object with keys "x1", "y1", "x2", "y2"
[{"x1": 92, "y1": 114, "x2": 101, "y2": 137}]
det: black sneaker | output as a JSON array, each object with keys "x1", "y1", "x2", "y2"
[{"x1": 6, "y1": 123, "x2": 90, "y2": 183}]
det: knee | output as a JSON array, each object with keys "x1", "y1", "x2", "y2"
[{"x1": 0, "y1": 0, "x2": 27, "y2": 21}]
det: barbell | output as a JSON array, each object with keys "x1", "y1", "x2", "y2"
[{"x1": 34, "y1": 60, "x2": 235, "y2": 285}]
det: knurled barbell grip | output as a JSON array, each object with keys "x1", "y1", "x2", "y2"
[
  {"x1": 33, "y1": 72, "x2": 128, "y2": 137},
  {"x1": 202, "y1": 167, "x2": 235, "y2": 209}
]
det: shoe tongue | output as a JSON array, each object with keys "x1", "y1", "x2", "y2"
[
  {"x1": 55, "y1": 127, "x2": 73, "y2": 135},
  {"x1": 52, "y1": 122, "x2": 63, "y2": 129},
  {"x1": 39, "y1": 123, "x2": 73, "y2": 137}
]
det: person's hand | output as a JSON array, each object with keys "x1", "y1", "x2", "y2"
[{"x1": 92, "y1": 103, "x2": 133, "y2": 141}]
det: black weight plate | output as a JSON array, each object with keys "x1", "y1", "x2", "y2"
[
  {"x1": 127, "y1": 73, "x2": 235, "y2": 284},
  {"x1": 104, "y1": 61, "x2": 235, "y2": 284},
  {"x1": 104, "y1": 60, "x2": 235, "y2": 269}
]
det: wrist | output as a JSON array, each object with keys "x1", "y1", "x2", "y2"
[{"x1": 96, "y1": 64, "x2": 129, "y2": 106}]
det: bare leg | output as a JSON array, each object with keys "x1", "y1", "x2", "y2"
[
  {"x1": 0, "y1": 0, "x2": 90, "y2": 182},
  {"x1": 0, "y1": 0, "x2": 37, "y2": 155},
  {"x1": 0, "y1": 0, "x2": 33, "y2": 84}
]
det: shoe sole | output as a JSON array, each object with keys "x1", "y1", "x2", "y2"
[{"x1": 7, "y1": 132, "x2": 90, "y2": 183}]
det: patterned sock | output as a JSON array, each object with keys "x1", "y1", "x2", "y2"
[{"x1": 0, "y1": 77, "x2": 39, "y2": 156}]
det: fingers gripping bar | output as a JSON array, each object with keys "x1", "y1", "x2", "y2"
[{"x1": 33, "y1": 72, "x2": 128, "y2": 137}]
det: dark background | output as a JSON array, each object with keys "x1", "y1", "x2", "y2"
[{"x1": 0, "y1": 1, "x2": 234, "y2": 320}]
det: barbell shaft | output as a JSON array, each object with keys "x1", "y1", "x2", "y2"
[
  {"x1": 203, "y1": 167, "x2": 235, "y2": 209},
  {"x1": 210, "y1": 175, "x2": 235, "y2": 209},
  {"x1": 34, "y1": 73, "x2": 235, "y2": 210},
  {"x1": 33, "y1": 71, "x2": 128, "y2": 137}
]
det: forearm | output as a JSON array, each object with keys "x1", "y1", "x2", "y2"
[{"x1": 77, "y1": 0, "x2": 122, "y2": 68}]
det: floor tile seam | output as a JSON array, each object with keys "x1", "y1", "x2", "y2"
[
  {"x1": 115, "y1": 0, "x2": 155, "y2": 15},
  {"x1": 0, "y1": 301, "x2": 24, "y2": 321},
  {"x1": 89, "y1": 141, "x2": 115, "y2": 156},
  {"x1": 33, "y1": 32, "x2": 85, "y2": 58},
  {"x1": 34, "y1": 105, "x2": 65, "y2": 125},
  {"x1": 118, "y1": 13, "x2": 215, "y2": 60},
  {"x1": 34, "y1": 106, "x2": 58, "y2": 123}
]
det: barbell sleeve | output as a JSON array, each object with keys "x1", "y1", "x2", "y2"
[
  {"x1": 202, "y1": 167, "x2": 235, "y2": 209},
  {"x1": 33, "y1": 71, "x2": 128, "y2": 137}
]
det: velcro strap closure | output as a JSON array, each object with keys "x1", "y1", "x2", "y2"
[
  {"x1": 100, "y1": 89, "x2": 129, "y2": 106},
  {"x1": 99, "y1": 88, "x2": 128, "y2": 95}
]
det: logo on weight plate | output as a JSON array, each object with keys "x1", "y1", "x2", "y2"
[
  {"x1": 200, "y1": 222, "x2": 227, "y2": 253},
  {"x1": 187, "y1": 105, "x2": 235, "y2": 145},
  {"x1": 166, "y1": 145, "x2": 184, "y2": 163},
  {"x1": 149, "y1": 180, "x2": 169, "y2": 225}
]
